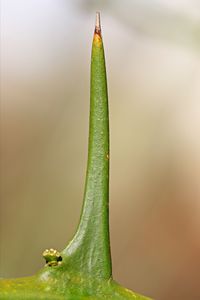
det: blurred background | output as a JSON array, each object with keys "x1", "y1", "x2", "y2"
[{"x1": 1, "y1": 0, "x2": 200, "y2": 299}]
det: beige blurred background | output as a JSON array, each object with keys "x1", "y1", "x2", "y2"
[{"x1": 1, "y1": 0, "x2": 200, "y2": 299}]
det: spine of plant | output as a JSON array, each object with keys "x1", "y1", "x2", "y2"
[
  {"x1": 0, "y1": 12, "x2": 152, "y2": 300},
  {"x1": 62, "y1": 12, "x2": 112, "y2": 280}
]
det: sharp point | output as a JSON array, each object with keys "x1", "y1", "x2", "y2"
[
  {"x1": 96, "y1": 12, "x2": 101, "y2": 29},
  {"x1": 95, "y1": 11, "x2": 101, "y2": 35}
]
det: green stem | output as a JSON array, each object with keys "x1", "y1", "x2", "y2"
[
  {"x1": 62, "y1": 12, "x2": 112, "y2": 280},
  {"x1": 0, "y1": 13, "x2": 152, "y2": 299}
]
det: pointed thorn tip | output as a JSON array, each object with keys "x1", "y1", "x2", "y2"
[{"x1": 95, "y1": 12, "x2": 101, "y2": 35}]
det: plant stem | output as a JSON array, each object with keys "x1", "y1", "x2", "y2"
[
  {"x1": 62, "y1": 12, "x2": 112, "y2": 280},
  {"x1": 0, "y1": 13, "x2": 152, "y2": 300}
]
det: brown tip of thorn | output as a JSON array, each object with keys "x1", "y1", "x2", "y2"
[{"x1": 95, "y1": 11, "x2": 101, "y2": 35}]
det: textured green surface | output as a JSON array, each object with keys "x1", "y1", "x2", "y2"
[{"x1": 0, "y1": 14, "x2": 152, "y2": 300}]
